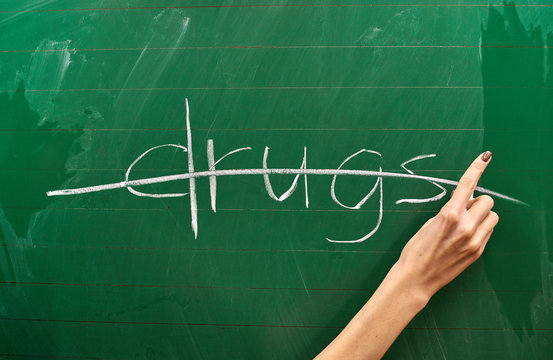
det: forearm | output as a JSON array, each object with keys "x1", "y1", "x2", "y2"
[{"x1": 315, "y1": 263, "x2": 430, "y2": 360}]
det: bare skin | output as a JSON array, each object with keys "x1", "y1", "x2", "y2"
[{"x1": 315, "y1": 151, "x2": 498, "y2": 360}]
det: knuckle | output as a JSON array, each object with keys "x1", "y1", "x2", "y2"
[
  {"x1": 459, "y1": 224, "x2": 475, "y2": 238},
  {"x1": 477, "y1": 242, "x2": 488, "y2": 257},
  {"x1": 438, "y1": 209, "x2": 460, "y2": 227},
  {"x1": 471, "y1": 249, "x2": 483, "y2": 261},
  {"x1": 475, "y1": 247, "x2": 484, "y2": 258},
  {"x1": 466, "y1": 241, "x2": 481, "y2": 254},
  {"x1": 459, "y1": 177, "x2": 477, "y2": 190}
]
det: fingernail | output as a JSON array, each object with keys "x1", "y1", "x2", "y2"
[{"x1": 481, "y1": 151, "x2": 492, "y2": 162}]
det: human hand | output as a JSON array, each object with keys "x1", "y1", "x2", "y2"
[
  {"x1": 394, "y1": 151, "x2": 499, "y2": 301},
  {"x1": 315, "y1": 152, "x2": 499, "y2": 360}
]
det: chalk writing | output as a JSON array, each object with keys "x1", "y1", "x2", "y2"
[{"x1": 47, "y1": 99, "x2": 527, "y2": 243}]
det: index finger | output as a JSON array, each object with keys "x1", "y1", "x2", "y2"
[{"x1": 450, "y1": 151, "x2": 492, "y2": 206}]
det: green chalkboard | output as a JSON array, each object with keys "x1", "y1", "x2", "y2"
[{"x1": 1, "y1": 1, "x2": 552, "y2": 359}]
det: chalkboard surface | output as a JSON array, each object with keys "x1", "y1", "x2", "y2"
[{"x1": 1, "y1": 1, "x2": 552, "y2": 359}]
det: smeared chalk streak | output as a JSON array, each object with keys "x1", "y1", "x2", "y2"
[
  {"x1": 46, "y1": 168, "x2": 528, "y2": 206},
  {"x1": 185, "y1": 99, "x2": 198, "y2": 239},
  {"x1": 303, "y1": 147, "x2": 309, "y2": 208},
  {"x1": 207, "y1": 140, "x2": 216, "y2": 212}
]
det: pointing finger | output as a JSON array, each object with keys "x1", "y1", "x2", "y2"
[{"x1": 450, "y1": 151, "x2": 492, "y2": 207}]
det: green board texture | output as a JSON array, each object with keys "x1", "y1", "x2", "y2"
[{"x1": 1, "y1": 0, "x2": 552, "y2": 359}]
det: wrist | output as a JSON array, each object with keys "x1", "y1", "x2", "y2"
[{"x1": 384, "y1": 262, "x2": 433, "y2": 311}]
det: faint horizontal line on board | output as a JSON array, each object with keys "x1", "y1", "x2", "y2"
[
  {"x1": 4, "y1": 207, "x2": 545, "y2": 214},
  {"x1": 1, "y1": 128, "x2": 547, "y2": 132},
  {"x1": 1, "y1": 317, "x2": 551, "y2": 331},
  {"x1": 0, "y1": 354, "x2": 101, "y2": 360},
  {"x1": 0, "y1": 206, "x2": 435, "y2": 212},
  {"x1": 0, "y1": 281, "x2": 380, "y2": 292},
  {"x1": 0, "y1": 316, "x2": 335, "y2": 329},
  {"x1": 2, "y1": 207, "x2": 545, "y2": 214},
  {"x1": 1, "y1": 45, "x2": 551, "y2": 53},
  {"x1": 405, "y1": 327, "x2": 553, "y2": 331},
  {"x1": 0, "y1": 243, "x2": 402, "y2": 254},
  {"x1": 0, "y1": 3, "x2": 551, "y2": 14},
  {"x1": 2, "y1": 86, "x2": 552, "y2": 92},
  {"x1": 0, "y1": 281, "x2": 539, "y2": 294},
  {"x1": 2, "y1": 243, "x2": 548, "y2": 255},
  {"x1": 4, "y1": 168, "x2": 550, "y2": 172}
]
